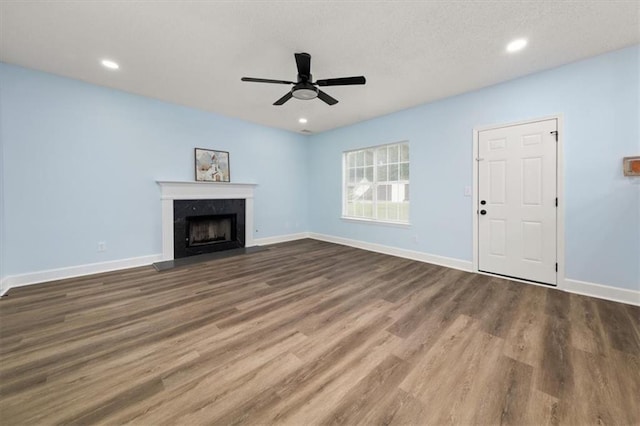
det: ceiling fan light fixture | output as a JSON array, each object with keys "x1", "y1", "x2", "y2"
[
  {"x1": 292, "y1": 87, "x2": 318, "y2": 100},
  {"x1": 298, "y1": 118, "x2": 308, "y2": 124}
]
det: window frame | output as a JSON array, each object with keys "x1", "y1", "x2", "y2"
[{"x1": 341, "y1": 141, "x2": 410, "y2": 225}]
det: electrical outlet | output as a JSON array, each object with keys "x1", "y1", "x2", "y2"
[
  {"x1": 97, "y1": 241, "x2": 107, "y2": 252},
  {"x1": 412, "y1": 235, "x2": 419, "y2": 244}
]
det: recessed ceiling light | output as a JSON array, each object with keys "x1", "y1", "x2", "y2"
[
  {"x1": 298, "y1": 118, "x2": 308, "y2": 124},
  {"x1": 101, "y1": 59, "x2": 120, "y2": 70},
  {"x1": 506, "y1": 38, "x2": 527, "y2": 53}
]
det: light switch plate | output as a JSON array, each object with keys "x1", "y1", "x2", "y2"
[{"x1": 464, "y1": 186, "x2": 472, "y2": 197}]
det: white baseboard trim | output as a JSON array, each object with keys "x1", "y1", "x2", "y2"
[
  {"x1": 563, "y1": 278, "x2": 640, "y2": 307},
  {"x1": 253, "y1": 232, "x2": 310, "y2": 246},
  {"x1": 308, "y1": 233, "x2": 638, "y2": 306},
  {"x1": 308, "y1": 232, "x2": 473, "y2": 272},
  {"x1": 0, "y1": 277, "x2": 9, "y2": 297},
  {"x1": 1, "y1": 254, "x2": 163, "y2": 296},
  {"x1": 0, "y1": 231, "x2": 314, "y2": 296},
  {"x1": 2, "y1": 234, "x2": 637, "y2": 309},
  {"x1": 1, "y1": 231, "x2": 314, "y2": 296}
]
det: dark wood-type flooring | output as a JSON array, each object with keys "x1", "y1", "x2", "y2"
[{"x1": 1, "y1": 239, "x2": 639, "y2": 425}]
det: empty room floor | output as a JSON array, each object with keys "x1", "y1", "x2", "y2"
[{"x1": 0, "y1": 239, "x2": 638, "y2": 425}]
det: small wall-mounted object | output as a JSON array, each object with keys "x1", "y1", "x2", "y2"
[{"x1": 623, "y1": 156, "x2": 640, "y2": 176}]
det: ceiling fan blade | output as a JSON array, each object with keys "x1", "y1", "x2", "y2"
[
  {"x1": 316, "y1": 76, "x2": 366, "y2": 86},
  {"x1": 317, "y1": 90, "x2": 338, "y2": 106},
  {"x1": 273, "y1": 92, "x2": 293, "y2": 106},
  {"x1": 241, "y1": 77, "x2": 294, "y2": 85},
  {"x1": 295, "y1": 53, "x2": 311, "y2": 79}
]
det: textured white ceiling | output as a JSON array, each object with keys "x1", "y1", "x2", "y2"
[{"x1": 1, "y1": 1, "x2": 639, "y2": 134}]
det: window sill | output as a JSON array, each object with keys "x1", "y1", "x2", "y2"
[{"x1": 340, "y1": 216, "x2": 411, "y2": 229}]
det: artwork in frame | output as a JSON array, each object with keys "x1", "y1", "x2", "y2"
[{"x1": 195, "y1": 148, "x2": 230, "y2": 182}]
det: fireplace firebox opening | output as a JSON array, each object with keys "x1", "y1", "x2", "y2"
[
  {"x1": 173, "y1": 198, "x2": 246, "y2": 259},
  {"x1": 187, "y1": 214, "x2": 235, "y2": 247}
]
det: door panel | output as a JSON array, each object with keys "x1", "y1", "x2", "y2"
[
  {"x1": 489, "y1": 160, "x2": 506, "y2": 204},
  {"x1": 522, "y1": 157, "x2": 542, "y2": 205},
  {"x1": 521, "y1": 221, "x2": 543, "y2": 261},
  {"x1": 489, "y1": 219, "x2": 506, "y2": 256},
  {"x1": 478, "y1": 119, "x2": 557, "y2": 285},
  {"x1": 489, "y1": 138, "x2": 507, "y2": 151}
]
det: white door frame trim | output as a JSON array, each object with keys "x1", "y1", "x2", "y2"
[{"x1": 472, "y1": 114, "x2": 565, "y2": 288}]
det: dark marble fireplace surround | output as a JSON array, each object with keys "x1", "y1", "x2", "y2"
[{"x1": 173, "y1": 199, "x2": 245, "y2": 259}]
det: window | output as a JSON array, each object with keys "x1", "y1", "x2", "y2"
[{"x1": 343, "y1": 142, "x2": 409, "y2": 224}]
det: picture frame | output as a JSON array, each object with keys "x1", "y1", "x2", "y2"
[
  {"x1": 194, "y1": 148, "x2": 230, "y2": 182},
  {"x1": 623, "y1": 156, "x2": 640, "y2": 177}
]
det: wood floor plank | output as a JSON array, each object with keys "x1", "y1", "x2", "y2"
[
  {"x1": 596, "y1": 297, "x2": 640, "y2": 355},
  {"x1": 468, "y1": 355, "x2": 533, "y2": 425},
  {"x1": 263, "y1": 331, "x2": 402, "y2": 425},
  {"x1": 569, "y1": 293, "x2": 608, "y2": 356},
  {"x1": 398, "y1": 315, "x2": 508, "y2": 424},
  {"x1": 385, "y1": 389, "x2": 430, "y2": 426},
  {"x1": 556, "y1": 347, "x2": 640, "y2": 425},
  {"x1": 538, "y1": 290, "x2": 573, "y2": 399},
  {"x1": 319, "y1": 354, "x2": 411, "y2": 425},
  {"x1": 503, "y1": 283, "x2": 548, "y2": 367},
  {"x1": 0, "y1": 239, "x2": 637, "y2": 425},
  {"x1": 386, "y1": 268, "x2": 466, "y2": 339}
]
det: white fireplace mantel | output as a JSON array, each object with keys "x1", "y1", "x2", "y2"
[{"x1": 157, "y1": 181, "x2": 257, "y2": 260}]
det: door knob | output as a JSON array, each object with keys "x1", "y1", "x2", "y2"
[
  {"x1": 480, "y1": 200, "x2": 486, "y2": 205},
  {"x1": 480, "y1": 210, "x2": 487, "y2": 215}
]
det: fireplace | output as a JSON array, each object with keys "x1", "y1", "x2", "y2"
[
  {"x1": 157, "y1": 181, "x2": 256, "y2": 261},
  {"x1": 173, "y1": 199, "x2": 245, "y2": 259}
]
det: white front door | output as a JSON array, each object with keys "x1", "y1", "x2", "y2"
[{"x1": 478, "y1": 119, "x2": 557, "y2": 285}]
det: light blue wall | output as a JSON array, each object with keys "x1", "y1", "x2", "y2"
[
  {"x1": 1, "y1": 46, "x2": 638, "y2": 291},
  {"x1": 308, "y1": 45, "x2": 639, "y2": 291},
  {"x1": 0, "y1": 63, "x2": 309, "y2": 276}
]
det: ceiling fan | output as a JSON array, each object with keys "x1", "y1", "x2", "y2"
[{"x1": 241, "y1": 52, "x2": 366, "y2": 106}]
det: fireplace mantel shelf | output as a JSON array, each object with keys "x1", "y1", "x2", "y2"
[
  {"x1": 156, "y1": 181, "x2": 257, "y2": 201},
  {"x1": 157, "y1": 180, "x2": 256, "y2": 260}
]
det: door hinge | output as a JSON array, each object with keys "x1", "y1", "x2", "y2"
[
  {"x1": 555, "y1": 263, "x2": 558, "y2": 272},
  {"x1": 555, "y1": 197, "x2": 558, "y2": 207},
  {"x1": 550, "y1": 130, "x2": 558, "y2": 142}
]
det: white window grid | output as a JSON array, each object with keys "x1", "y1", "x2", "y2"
[{"x1": 343, "y1": 141, "x2": 409, "y2": 223}]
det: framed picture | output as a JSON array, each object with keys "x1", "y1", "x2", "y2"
[
  {"x1": 194, "y1": 148, "x2": 230, "y2": 182},
  {"x1": 623, "y1": 156, "x2": 640, "y2": 176}
]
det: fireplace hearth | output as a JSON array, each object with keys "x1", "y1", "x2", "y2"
[{"x1": 173, "y1": 199, "x2": 245, "y2": 259}]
